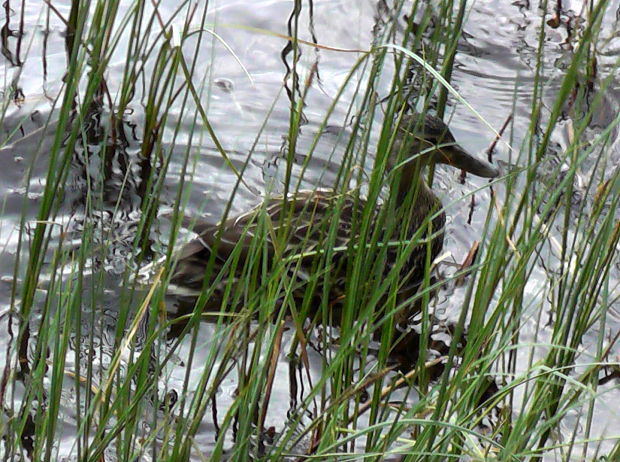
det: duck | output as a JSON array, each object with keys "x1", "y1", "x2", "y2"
[{"x1": 159, "y1": 112, "x2": 499, "y2": 318}]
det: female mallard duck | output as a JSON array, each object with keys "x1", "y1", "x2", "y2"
[{"x1": 164, "y1": 113, "x2": 498, "y2": 315}]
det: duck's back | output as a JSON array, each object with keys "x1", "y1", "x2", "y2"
[{"x1": 169, "y1": 189, "x2": 362, "y2": 294}]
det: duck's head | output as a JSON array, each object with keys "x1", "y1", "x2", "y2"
[{"x1": 390, "y1": 113, "x2": 499, "y2": 179}]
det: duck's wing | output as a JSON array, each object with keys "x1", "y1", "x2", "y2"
[
  {"x1": 167, "y1": 214, "x2": 260, "y2": 290},
  {"x1": 170, "y1": 216, "x2": 263, "y2": 274},
  {"x1": 170, "y1": 190, "x2": 361, "y2": 288}
]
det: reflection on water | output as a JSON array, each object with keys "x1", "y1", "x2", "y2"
[{"x1": 0, "y1": 0, "x2": 619, "y2": 460}]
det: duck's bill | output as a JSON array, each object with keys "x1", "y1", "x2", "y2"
[{"x1": 440, "y1": 144, "x2": 499, "y2": 178}]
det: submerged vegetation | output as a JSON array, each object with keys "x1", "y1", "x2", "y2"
[{"x1": 0, "y1": 0, "x2": 619, "y2": 461}]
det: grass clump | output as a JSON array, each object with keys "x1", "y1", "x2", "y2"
[{"x1": 1, "y1": 0, "x2": 619, "y2": 461}]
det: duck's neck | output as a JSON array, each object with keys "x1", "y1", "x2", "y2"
[{"x1": 394, "y1": 162, "x2": 439, "y2": 214}]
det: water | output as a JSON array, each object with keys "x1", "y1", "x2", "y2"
[{"x1": 1, "y1": 0, "x2": 619, "y2": 460}]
